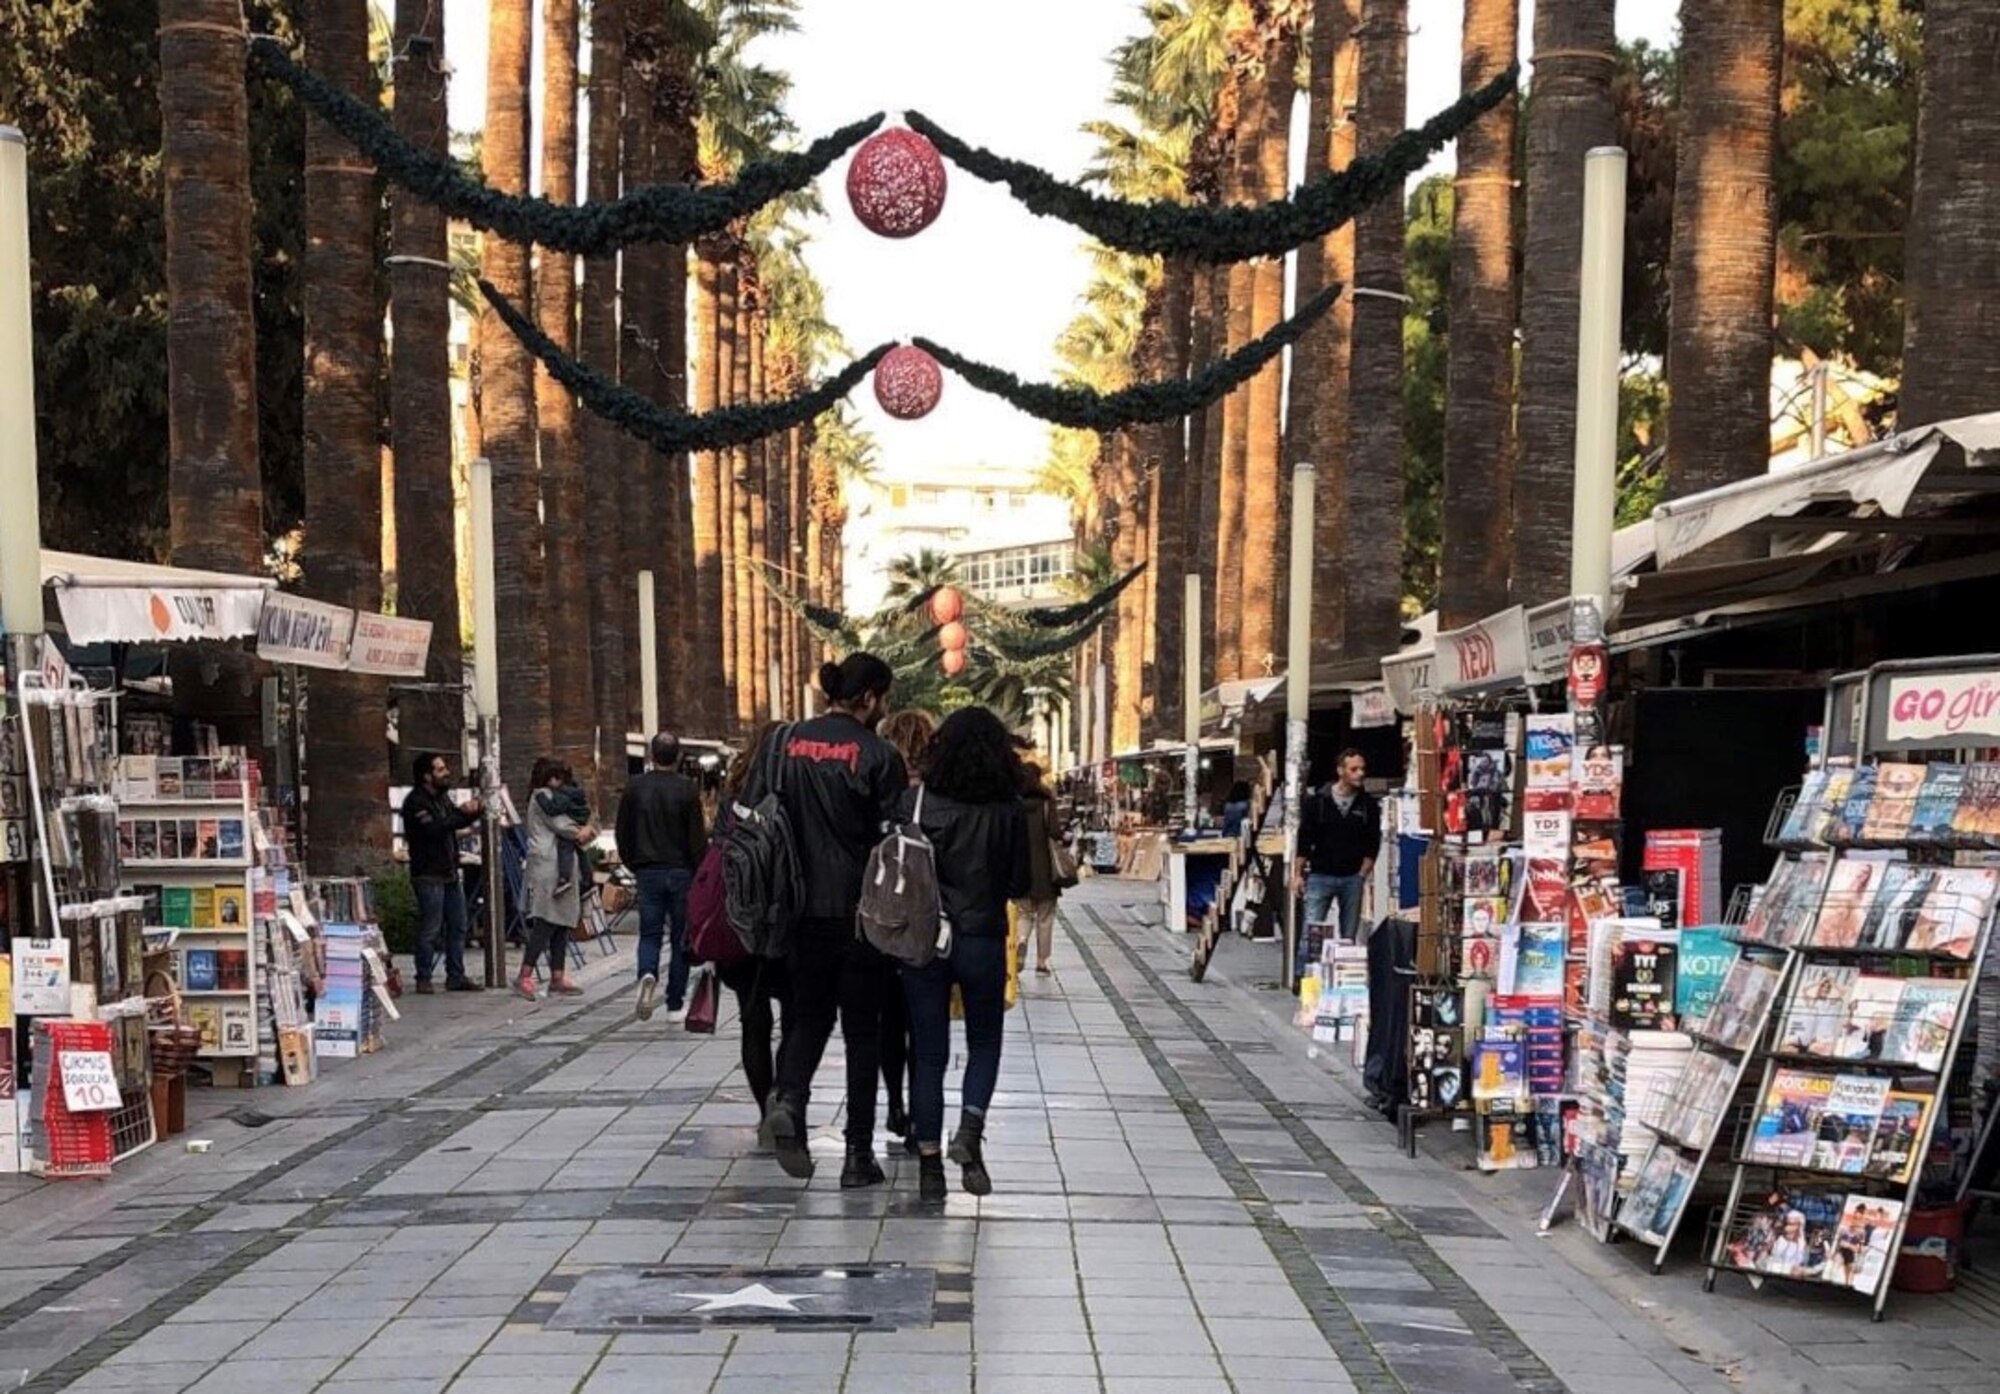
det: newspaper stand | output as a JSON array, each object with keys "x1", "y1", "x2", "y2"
[
  {"x1": 1703, "y1": 654, "x2": 2000, "y2": 1319},
  {"x1": 38, "y1": 1020, "x2": 116, "y2": 1177}
]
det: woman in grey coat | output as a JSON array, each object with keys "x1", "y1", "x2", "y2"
[{"x1": 517, "y1": 757, "x2": 595, "y2": 1000}]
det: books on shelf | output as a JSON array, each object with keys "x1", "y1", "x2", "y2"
[
  {"x1": 1741, "y1": 854, "x2": 1829, "y2": 948},
  {"x1": 1911, "y1": 765, "x2": 1968, "y2": 844},
  {"x1": 1746, "y1": 1067, "x2": 1933, "y2": 1178},
  {"x1": 1747, "y1": 1068, "x2": 1837, "y2": 1166},
  {"x1": 1903, "y1": 867, "x2": 1997, "y2": 957},
  {"x1": 1830, "y1": 766, "x2": 1877, "y2": 845},
  {"x1": 1862, "y1": 1092, "x2": 1933, "y2": 1185},
  {"x1": 1952, "y1": 763, "x2": 2000, "y2": 843},
  {"x1": 1694, "y1": 957, "x2": 1784, "y2": 1052},
  {"x1": 1859, "y1": 763, "x2": 1924, "y2": 844},
  {"x1": 1499, "y1": 921, "x2": 1564, "y2": 998}
]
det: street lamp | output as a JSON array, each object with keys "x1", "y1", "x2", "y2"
[{"x1": 0, "y1": 127, "x2": 44, "y2": 649}]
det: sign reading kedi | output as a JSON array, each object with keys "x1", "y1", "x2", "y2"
[{"x1": 1884, "y1": 670, "x2": 2000, "y2": 746}]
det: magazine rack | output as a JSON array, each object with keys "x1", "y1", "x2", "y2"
[{"x1": 1703, "y1": 774, "x2": 1998, "y2": 1319}]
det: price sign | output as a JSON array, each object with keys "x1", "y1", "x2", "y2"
[{"x1": 58, "y1": 1050, "x2": 123, "y2": 1112}]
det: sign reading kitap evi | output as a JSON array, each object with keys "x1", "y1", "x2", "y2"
[{"x1": 1883, "y1": 670, "x2": 2000, "y2": 745}]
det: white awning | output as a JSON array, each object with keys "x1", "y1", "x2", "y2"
[
  {"x1": 1650, "y1": 411, "x2": 2000, "y2": 566},
  {"x1": 43, "y1": 549, "x2": 274, "y2": 644}
]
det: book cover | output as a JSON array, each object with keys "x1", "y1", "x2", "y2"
[
  {"x1": 218, "y1": 819, "x2": 246, "y2": 860},
  {"x1": 1697, "y1": 958, "x2": 1783, "y2": 1051},
  {"x1": 182, "y1": 949, "x2": 218, "y2": 991},
  {"x1": 219, "y1": 1001, "x2": 254, "y2": 1053},
  {"x1": 1610, "y1": 934, "x2": 1679, "y2": 1031},
  {"x1": 1462, "y1": 895, "x2": 1508, "y2": 941},
  {"x1": 188, "y1": 1001, "x2": 221, "y2": 1051},
  {"x1": 1574, "y1": 747, "x2": 1623, "y2": 822},
  {"x1": 213, "y1": 750, "x2": 245, "y2": 800},
  {"x1": 1809, "y1": 1075, "x2": 1889, "y2": 1173},
  {"x1": 1778, "y1": 965, "x2": 1858, "y2": 1056},
  {"x1": 1830, "y1": 977, "x2": 1906, "y2": 1063},
  {"x1": 131, "y1": 820, "x2": 158, "y2": 862},
  {"x1": 1812, "y1": 858, "x2": 1884, "y2": 949},
  {"x1": 1676, "y1": 927, "x2": 1737, "y2": 1023},
  {"x1": 1748, "y1": 1069, "x2": 1836, "y2": 1167},
  {"x1": 1859, "y1": 762, "x2": 1924, "y2": 844},
  {"x1": 1831, "y1": 1195, "x2": 1904, "y2": 1296},
  {"x1": 182, "y1": 756, "x2": 215, "y2": 800},
  {"x1": 159, "y1": 820, "x2": 183, "y2": 861},
  {"x1": 118, "y1": 754, "x2": 159, "y2": 803},
  {"x1": 1475, "y1": 1099, "x2": 1538, "y2": 1171},
  {"x1": 1910, "y1": 764, "x2": 1967, "y2": 845},
  {"x1": 1473, "y1": 1039, "x2": 1528, "y2": 1102},
  {"x1": 1863, "y1": 1092, "x2": 1934, "y2": 1185},
  {"x1": 1906, "y1": 866, "x2": 1998, "y2": 958},
  {"x1": 1501, "y1": 922, "x2": 1564, "y2": 998},
  {"x1": 155, "y1": 757, "x2": 183, "y2": 799},
  {"x1": 214, "y1": 886, "x2": 247, "y2": 928},
  {"x1": 216, "y1": 949, "x2": 248, "y2": 992},
  {"x1": 160, "y1": 886, "x2": 194, "y2": 929},
  {"x1": 1952, "y1": 762, "x2": 2000, "y2": 844},
  {"x1": 1831, "y1": 765, "x2": 1877, "y2": 844},
  {"x1": 1524, "y1": 714, "x2": 1573, "y2": 789},
  {"x1": 1778, "y1": 770, "x2": 1829, "y2": 846},
  {"x1": 190, "y1": 887, "x2": 216, "y2": 929},
  {"x1": 1642, "y1": 868, "x2": 1683, "y2": 931},
  {"x1": 196, "y1": 819, "x2": 220, "y2": 859},
  {"x1": 1881, "y1": 979, "x2": 1964, "y2": 1071},
  {"x1": 1812, "y1": 768, "x2": 1854, "y2": 845}
]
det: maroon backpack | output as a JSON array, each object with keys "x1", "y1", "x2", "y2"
[{"x1": 685, "y1": 809, "x2": 742, "y2": 966}]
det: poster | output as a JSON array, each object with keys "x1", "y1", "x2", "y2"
[
  {"x1": 11, "y1": 940, "x2": 71, "y2": 1016},
  {"x1": 58, "y1": 1051, "x2": 122, "y2": 1112}
]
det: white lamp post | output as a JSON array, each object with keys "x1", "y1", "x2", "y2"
[
  {"x1": 637, "y1": 570, "x2": 659, "y2": 736},
  {"x1": 1282, "y1": 461, "x2": 1315, "y2": 992},
  {"x1": 1569, "y1": 147, "x2": 1627, "y2": 612},
  {"x1": 0, "y1": 127, "x2": 44, "y2": 648},
  {"x1": 469, "y1": 456, "x2": 504, "y2": 986}
]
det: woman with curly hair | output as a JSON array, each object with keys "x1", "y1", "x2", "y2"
[
  {"x1": 896, "y1": 705, "x2": 1030, "y2": 1200},
  {"x1": 875, "y1": 709, "x2": 937, "y2": 1147}
]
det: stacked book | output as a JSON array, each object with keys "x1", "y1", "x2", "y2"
[
  {"x1": 1644, "y1": 829, "x2": 1723, "y2": 930},
  {"x1": 314, "y1": 923, "x2": 377, "y2": 1059}
]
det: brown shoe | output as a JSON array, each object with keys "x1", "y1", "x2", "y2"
[{"x1": 415, "y1": 980, "x2": 436, "y2": 995}]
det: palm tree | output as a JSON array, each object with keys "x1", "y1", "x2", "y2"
[
  {"x1": 1438, "y1": 0, "x2": 1517, "y2": 627},
  {"x1": 1895, "y1": 0, "x2": 2000, "y2": 427},
  {"x1": 1515, "y1": 0, "x2": 1616, "y2": 607},
  {"x1": 537, "y1": 0, "x2": 597, "y2": 778},
  {"x1": 580, "y1": 0, "x2": 628, "y2": 803},
  {"x1": 1211, "y1": 24, "x2": 1252, "y2": 681},
  {"x1": 1661, "y1": 0, "x2": 1781, "y2": 553},
  {"x1": 1339, "y1": 0, "x2": 1406, "y2": 658},
  {"x1": 300, "y1": 0, "x2": 388, "y2": 870},
  {"x1": 692, "y1": 233, "x2": 729, "y2": 724},
  {"x1": 389, "y1": 0, "x2": 462, "y2": 761},
  {"x1": 477, "y1": 0, "x2": 550, "y2": 789}
]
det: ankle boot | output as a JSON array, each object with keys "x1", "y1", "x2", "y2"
[
  {"x1": 885, "y1": 1100, "x2": 910, "y2": 1139},
  {"x1": 947, "y1": 1111, "x2": 992, "y2": 1196},
  {"x1": 767, "y1": 1096, "x2": 814, "y2": 1180},
  {"x1": 840, "y1": 1146, "x2": 885, "y2": 1189},
  {"x1": 918, "y1": 1151, "x2": 947, "y2": 1203}
]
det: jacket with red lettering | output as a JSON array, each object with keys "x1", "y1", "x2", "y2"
[{"x1": 747, "y1": 711, "x2": 908, "y2": 922}]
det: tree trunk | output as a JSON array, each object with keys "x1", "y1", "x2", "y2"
[
  {"x1": 1515, "y1": 0, "x2": 1616, "y2": 606},
  {"x1": 537, "y1": 0, "x2": 596, "y2": 776},
  {"x1": 389, "y1": 0, "x2": 462, "y2": 760},
  {"x1": 748, "y1": 297, "x2": 770, "y2": 721},
  {"x1": 478, "y1": 0, "x2": 549, "y2": 791},
  {"x1": 717, "y1": 255, "x2": 740, "y2": 725},
  {"x1": 1297, "y1": 0, "x2": 1360, "y2": 670},
  {"x1": 1439, "y1": 0, "x2": 1519, "y2": 626},
  {"x1": 730, "y1": 257, "x2": 755, "y2": 728},
  {"x1": 579, "y1": 0, "x2": 627, "y2": 806},
  {"x1": 1213, "y1": 43, "x2": 1253, "y2": 681},
  {"x1": 1112, "y1": 398, "x2": 1147, "y2": 751},
  {"x1": 1339, "y1": 0, "x2": 1408, "y2": 659},
  {"x1": 1240, "y1": 15, "x2": 1298, "y2": 678},
  {"x1": 300, "y1": 0, "x2": 388, "y2": 873},
  {"x1": 1151, "y1": 259, "x2": 1194, "y2": 742},
  {"x1": 692, "y1": 242, "x2": 726, "y2": 732},
  {"x1": 1187, "y1": 249, "x2": 1223, "y2": 691},
  {"x1": 655, "y1": 37, "x2": 699, "y2": 729},
  {"x1": 1896, "y1": 0, "x2": 2000, "y2": 426}
]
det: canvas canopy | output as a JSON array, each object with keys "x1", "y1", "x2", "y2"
[{"x1": 43, "y1": 549, "x2": 273, "y2": 645}]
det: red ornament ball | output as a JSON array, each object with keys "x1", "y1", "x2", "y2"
[
  {"x1": 873, "y1": 345, "x2": 943, "y2": 420},
  {"x1": 928, "y1": 586, "x2": 964, "y2": 626},
  {"x1": 941, "y1": 647, "x2": 968, "y2": 678},
  {"x1": 938, "y1": 620, "x2": 969, "y2": 652},
  {"x1": 846, "y1": 127, "x2": 948, "y2": 238}
]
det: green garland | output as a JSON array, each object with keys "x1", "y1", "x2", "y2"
[
  {"x1": 480, "y1": 279, "x2": 890, "y2": 454},
  {"x1": 905, "y1": 67, "x2": 1515, "y2": 263},
  {"x1": 1016, "y1": 565, "x2": 1146, "y2": 628},
  {"x1": 915, "y1": 287, "x2": 1337, "y2": 432},
  {"x1": 249, "y1": 39, "x2": 882, "y2": 255}
]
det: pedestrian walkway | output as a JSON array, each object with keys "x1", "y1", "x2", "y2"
[{"x1": 1, "y1": 881, "x2": 1994, "y2": 1394}]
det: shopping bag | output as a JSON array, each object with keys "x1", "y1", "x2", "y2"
[{"x1": 684, "y1": 967, "x2": 719, "y2": 1035}]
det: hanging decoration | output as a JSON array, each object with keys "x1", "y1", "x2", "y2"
[
  {"x1": 939, "y1": 621, "x2": 969, "y2": 652},
  {"x1": 479, "y1": 279, "x2": 890, "y2": 454},
  {"x1": 873, "y1": 345, "x2": 945, "y2": 420},
  {"x1": 249, "y1": 39, "x2": 883, "y2": 256},
  {"x1": 902, "y1": 67, "x2": 1516, "y2": 264},
  {"x1": 915, "y1": 285, "x2": 1339, "y2": 431},
  {"x1": 1015, "y1": 566, "x2": 1146, "y2": 628},
  {"x1": 846, "y1": 127, "x2": 949, "y2": 238},
  {"x1": 942, "y1": 648, "x2": 968, "y2": 677},
  {"x1": 929, "y1": 586, "x2": 964, "y2": 626}
]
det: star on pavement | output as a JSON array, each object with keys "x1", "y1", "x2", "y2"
[{"x1": 674, "y1": 1282, "x2": 816, "y2": 1315}]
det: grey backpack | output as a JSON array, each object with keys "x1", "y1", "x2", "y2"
[{"x1": 857, "y1": 786, "x2": 950, "y2": 967}]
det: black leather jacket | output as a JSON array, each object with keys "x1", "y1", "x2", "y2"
[
  {"x1": 897, "y1": 786, "x2": 1030, "y2": 938},
  {"x1": 751, "y1": 712, "x2": 907, "y2": 921}
]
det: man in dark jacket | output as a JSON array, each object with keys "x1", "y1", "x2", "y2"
[
  {"x1": 401, "y1": 753, "x2": 483, "y2": 993},
  {"x1": 617, "y1": 731, "x2": 709, "y2": 1023},
  {"x1": 1293, "y1": 748, "x2": 1381, "y2": 975}
]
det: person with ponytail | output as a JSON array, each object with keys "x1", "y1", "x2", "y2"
[{"x1": 758, "y1": 652, "x2": 908, "y2": 1186}]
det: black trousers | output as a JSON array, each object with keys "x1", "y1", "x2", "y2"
[
  {"x1": 774, "y1": 919, "x2": 898, "y2": 1148},
  {"x1": 719, "y1": 956, "x2": 791, "y2": 1114}
]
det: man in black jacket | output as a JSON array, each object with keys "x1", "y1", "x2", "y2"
[
  {"x1": 401, "y1": 753, "x2": 483, "y2": 993},
  {"x1": 1293, "y1": 748, "x2": 1381, "y2": 976},
  {"x1": 617, "y1": 732, "x2": 709, "y2": 1023}
]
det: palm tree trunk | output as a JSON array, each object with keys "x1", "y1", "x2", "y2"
[
  {"x1": 1439, "y1": 0, "x2": 1519, "y2": 627},
  {"x1": 1901, "y1": 0, "x2": 2000, "y2": 426},
  {"x1": 476, "y1": 0, "x2": 550, "y2": 791},
  {"x1": 730, "y1": 255, "x2": 756, "y2": 728},
  {"x1": 1186, "y1": 246, "x2": 1223, "y2": 691},
  {"x1": 1240, "y1": 14, "x2": 1298, "y2": 678},
  {"x1": 748, "y1": 298, "x2": 771, "y2": 720},
  {"x1": 161, "y1": 0, "x2": 263, "y2": 735},
  {"x1": 580, "y1": 0, "x2": 627, "y2": 804},
  {"x1": 1111, "y1": 415, "x2": 1146, "y2": 752},
  {"x1": 1338, "y1": 0, "x2": 1408, "y2": 660},
  {"x1": 299, "y1": 0, "x2": 388, "y2": 872},
  {"x1": 655, "y1": 37, "x2": 698, "y2": 729},
  {"x1": 692, "y1": 242, "x2": 726, "y2": 733},
  {"x1": 1662, "y1": 0, "x2": 1780, "y2": 554},
  {"x1": 1516, "y1": 0, "x2": 1616, "y2": 606},
  {"x1": 537, "y1": 0, "x2": 597, "y2": 776},
  {"x1": 389, "y1": 0, "x2": 462, "y2": 760},
  {"x1": 1299, "y1": 0, "x2": 1360, "y2": 670},
  {"x1": 717, "y1": 254, "x2": 741, "y2": 724},
  {"x1": 1151, "y1": 259, "x2": 1194, "y2": 741}
]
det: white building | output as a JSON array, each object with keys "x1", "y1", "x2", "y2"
[{"x1": 843, "y1": 464, "x2": 1073, "y2": 614}]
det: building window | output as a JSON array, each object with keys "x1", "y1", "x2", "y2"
[{"x1": 914, "y1": 485, "x2": 943, "y2": 506}]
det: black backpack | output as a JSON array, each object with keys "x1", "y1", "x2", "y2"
[{"x1": 720, "y1": 723, "x2": 804, "y2": 958}]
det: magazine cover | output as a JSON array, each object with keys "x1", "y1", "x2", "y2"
[
  {"x1": 1829, "y1": 1195, "x2": 1904, "y2": 1296},
  {"x1": 1501, "y1": 921, "x2": 1565, "y2": 998},
  {"x1": 1952, "y1": 762, "x2": 2000, "y2": 844},
  {"x1": 1812, "y1": 858, "x2": 1884, "y2": 949},
  {"x1": 1830, "y1": 765, "x2": 1877, "y2": 844},
  {"x1": 1880, "y1": 979, "x2": 1964, "y2": 1071},
  {"x1": 1778, "y1": 769, "x2": 1830, "y2": 846},
  {"x1": 1748, "y1": 1069, "x2": 1837, "y2": 1166},
  {"x1": 1909, "y1": 764, "x2": 1967, "y2": 845},
  {"x1": 1620, "y1": 1143, "x2": 1695, "y2": 1245},
  {"x1": 1524, "y1": 714, "x2": 1574, "y2": 789},
  {"x1": 1863, "y1": 1093, "x2": 1933, "y2": 1184},
  {"x1": 1808, "y1": 1075, "x2": 1889, "y2": 1173},
  {"x1": 1473, "y1": 1038, "x2": 1528, "y2": 1102},
  {"x1": 1858, "y1": 762, "x2": 1924, "y2": 844},
  {"x1": 1610, "y1": 934, "x2": 1679, "y2": 1030},
  {"x1": 1574, "y1": 747, "x2": 1624, "y2": 822},
  {"x1": 1830, "y1": 977, "x2": 1906, "y2": 1062},
  {"x1": 1728, "y1": 1187, "x2": 1844, "y2": 1280},
  {"x1": 1859, "y1": 863, "x2": 1931, "y2": 951},
  {"x1": 1698, "y1": 958, "x2": 1783, "y2": 1051},
  {"x1": 1676, "y1": 927, "x2": 1738, "y2": 1023},
  {"x1": 1812, "y1": 767, "x2": 1855, "y2": 845},
  {"x1": 188, "y1": 1000, "x2": 221, "y2": 1051},
  {"x1": 1906, "y1": 866, "x2": 1998, "y2": 958},
  {"x1": 1778, "y1": 965, "x2": 1858, "y2": 1056}
]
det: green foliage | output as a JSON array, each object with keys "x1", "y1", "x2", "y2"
[
  {"x1": 371, "y1": 865, "x2": 417, "y2": 955},
  {"x1": 1400, "y1": 176, "x2": 1452, "y2": 614}
]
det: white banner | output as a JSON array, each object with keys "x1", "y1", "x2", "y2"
[
  {"x1": 1382, "y1": 649, "x2": 1435, "y2": 714},
  {"x1": 1882, "y1": 670, "x2": 2000, "y2": 746},
  {"x1": 256, "y1": 592, "x2": 355, "y2": 671},
  {"x1": 54, "y1": 586, "x2": 266, "y2": 644},
  {"x1": 349, "y1": 614, "x2": 433, "y2": 678},
  {"x1": 1350, "y1": 685, "x2": 1396, "y2": 729},
  {"x1": 1525, "y1": 599, "x2": 1572, "y2": 683},
  {"x1": 1436, "y1": 606, "x2": 1530, "y2": 693}
]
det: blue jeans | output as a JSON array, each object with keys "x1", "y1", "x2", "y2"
[
  {"x1": 636, "y1": 868, "x2": 693, "y2": 1009},
  {"x1": 414, "y1": 876, "x2": 469, "y2": 985},
  {"x1": 902, "y1": 934, "x2": 1008, "y2": 1148},
  {"x1": 1301, "y1": 872, "x2": 1365, "y2": 974}
]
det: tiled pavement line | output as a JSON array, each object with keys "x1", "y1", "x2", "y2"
[
  {"x1": 1071, "y1": 903, "x2": 1574, "y2": 1394},
  {"x1": 5, "y1": 993, "x2": 681, "y2": 1394}
]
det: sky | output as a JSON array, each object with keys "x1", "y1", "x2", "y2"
[{"x1": 441, "y1": 1, "x2": 1678, "y2": 483}]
